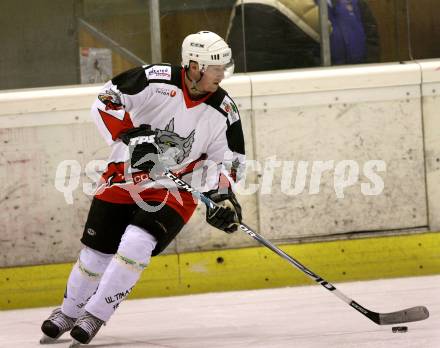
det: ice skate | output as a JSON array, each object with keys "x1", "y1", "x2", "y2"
[
  {"x1": 70, "y1": 311, "x2": 104, "y2": 345},
  {"x1": 40, "y1": 308, "x2": 76, "y2": 344}
]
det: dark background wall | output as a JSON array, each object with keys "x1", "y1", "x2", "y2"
[
  {"x1": 0, "y1": 0, "x2": 79, "y2": 90},
  {"x1": 1, "y1": 0, "x2": 440, "y2": 91}
]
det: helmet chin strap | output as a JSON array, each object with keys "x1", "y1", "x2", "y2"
[{"x1": 185, "y1": 67, "x2": 206, "y2": 96}]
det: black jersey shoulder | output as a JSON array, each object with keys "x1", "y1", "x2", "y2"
[
  {"x1": 206, "y1": 87, "x2": 245, "y2": 155},
  {"x1": 111, "y1": 66, "x2": 148, "y2": 95},
  {"x1": 111, "y1": 64, "x2": 182, "y2": 95},
  {"x1": 205, "y1": 87, "x2": 234, "y2": 118}
]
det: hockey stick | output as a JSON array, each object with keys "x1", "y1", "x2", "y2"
[{"x1": 162, "y1": 170, "x2": 429, "y2": 325}]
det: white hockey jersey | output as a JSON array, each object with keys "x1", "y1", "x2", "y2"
[{"x1": 91, "y1": 64, "x2": 245, "y2": 216}]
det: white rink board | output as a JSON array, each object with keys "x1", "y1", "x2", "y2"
[
  {"x1": 0, "y1": 122, "x2": 109, "y2": 266},
  {"x1": 0, "y1": 275, "x2": 439, "y2": 347},
  {"x1": 1, "y1": 61, "x2": 440, "y2": 266},
  {"x1": 420, "y1": 60, "x2": 440, "y2": 231},
  {"x1": 253, "y1": 91, "x2": 427, "y2": 239}
]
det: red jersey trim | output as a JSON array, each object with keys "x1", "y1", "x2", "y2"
[
  {"x1": 98, "y1": 109, "x2": 134, "y2": 141},
  {"x1": 174, "y1": 153, "x2": 208, "y2": 178},
  {"x1": 95, "y1": 187, "x2": 197, "y2": 223},
  {"x1": 181, "y1": 69, "x2": 213, "y2": 109}
]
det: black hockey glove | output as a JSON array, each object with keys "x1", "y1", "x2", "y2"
[
  {"x1": 119, "y1": 124, "x2": 159, "y2": 172},
  {"x1": 205, "y1": 188, "x2": 242, "y2": 233}
]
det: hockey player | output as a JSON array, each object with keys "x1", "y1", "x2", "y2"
[{"x1": 40, "y1": 31, "x2": 245, "y2": 346}]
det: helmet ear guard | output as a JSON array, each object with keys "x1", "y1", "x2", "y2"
[{"x1": 182, "y1": 31, "x2": 234, "y2": 78}]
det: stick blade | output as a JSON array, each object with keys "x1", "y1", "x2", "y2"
[{"x1": 379, "y1": 306, "x2": 429, "y2": 325}]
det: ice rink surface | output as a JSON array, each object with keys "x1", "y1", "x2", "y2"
[{"x1": 1, "y1": 275, "x2": 439, "y2": 348}]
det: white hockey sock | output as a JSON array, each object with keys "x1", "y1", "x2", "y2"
[
  {"x1": 85, "y1": 224, "x2": 157, "y2": 322},
  {"x1": 61, "y1": 247, "x2": 113, "y2": 319}
]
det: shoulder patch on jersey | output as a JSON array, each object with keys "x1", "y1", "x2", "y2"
[
  {"x1": 98, "y1": 88, "x2": 124, "y2": 111},
  {"x1": 220, "y1": 95, "x2": 240, "y2": 124},
  {"x1": 145, "y1": 65, "x2": 172, "y2": 80}
]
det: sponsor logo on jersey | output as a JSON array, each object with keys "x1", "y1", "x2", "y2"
[
  {"x1": 129, "y1": 134, "x2": 156, "y2": 145},
  {"x1": 146, "y1": 66, "x2": 172, "y2": 80},
  {"x1": 98, "y1": 89, "x2": 124, "y2": 110},
  {"x1": 132, "y1": 172, "x2": 151, "y2": 184},
  {"x1": 155, "y1": 87, "x2": 177, "y2": 97},
  {"x1": 220, "y1": 96, "x2": 239, "y2": 124},
  {"x1": 87, "y1": 228, "x2": 96, "y2": 236}
]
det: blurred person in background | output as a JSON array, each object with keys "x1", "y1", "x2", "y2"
[
  {"x1": 325, "y1": 0, "x2": 380, "y2": 65},
  {"x1": 227, "y1": 0, "x2": 321, "y2": 71},
  {"x1": 227, "y1": 0, "x2": 379, "y2": 72}
]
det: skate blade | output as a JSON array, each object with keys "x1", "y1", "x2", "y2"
[
  {"x1": 69, "y1": 339, "x2": 81, "y2": 348},
  {"x1": 40, "y1": 334, "x2": 72, "y2": 345},
  {"x1": 39, "y1": 334, "x2": 58, "y2": 344}
]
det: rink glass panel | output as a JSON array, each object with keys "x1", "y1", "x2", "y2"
[{"x1": 2, "y1": 0, "x2": 440, "y2": 89}]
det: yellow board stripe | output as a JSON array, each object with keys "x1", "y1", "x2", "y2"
[{"x1": 1, "y1": 232, "x2": 439, "y2": 310}]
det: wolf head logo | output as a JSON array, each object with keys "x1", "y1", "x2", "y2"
[{"x1": 156, "y1": 118, "x2": 195, "y2": 164}]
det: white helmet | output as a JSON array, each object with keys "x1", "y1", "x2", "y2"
[{"x1": 181, "y1": 31, "x2": 234, "y2": 77}]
